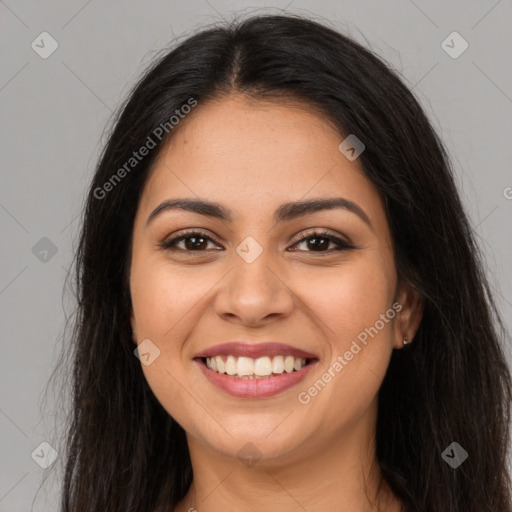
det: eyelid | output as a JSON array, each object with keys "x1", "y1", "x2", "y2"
[
  {"x1": 288, "y1": 228, "x2": 352, "y2": 247},
  {"x1": 159, "y1": 228, "x2": 222, "y2": 248}
]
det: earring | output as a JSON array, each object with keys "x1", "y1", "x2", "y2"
[{"x1": 403, "y1": 335, "x2": 409, "y2": 345}]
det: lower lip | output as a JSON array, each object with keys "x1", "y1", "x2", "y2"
[{"x1": 195, "y1": 358, "x2": 318, "y2": 398}]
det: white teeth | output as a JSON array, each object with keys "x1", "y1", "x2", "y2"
[
  {"x1": 204, "y1": 355, "x2": 309, "y2": 377},
  {"x1": 215, "y1": 355, "x2": 225, "y2": 374},
  {"x1": 254, "y1": 357, "x2": 273, "y2": 376},
  {"x1": 272, "y1": 355, "x2": 284, "y2": 374},
  {"x1": 293, "y1": 358, "x2": 304, "y2": 371},
  {"x1": 284, "y1": 355, "x2": 295, "y2": 373},
  {"x1": 225, "y1": 355, "x2": 237, "y2": 376},
  {"x1": 237, "y1": 356, "x2": 254, "y2": 376}
]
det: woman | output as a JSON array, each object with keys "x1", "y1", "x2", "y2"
[{"x1": 57, "y1": 13, "x2": 512, "y2": 512}]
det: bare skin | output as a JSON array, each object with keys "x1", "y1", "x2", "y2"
[{"x1": 129, "y1": 94, "x2": 423, "y2": 512}]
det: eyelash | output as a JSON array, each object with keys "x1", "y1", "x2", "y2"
[{"x1": 158, "y1": 229, "x2": 354, "y2": 255}]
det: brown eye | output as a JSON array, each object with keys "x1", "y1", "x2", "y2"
[
  {"x1": 160, "y1": 231, "x2": 221, "y2": 252},
  {"x1": 289, "y1": 230, "x2": 353, "y2": 253},
  {"x1": 159, "y1": 229, "x2": 353, "y2": 254}
]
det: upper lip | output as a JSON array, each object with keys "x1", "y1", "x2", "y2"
[{"x1": 194, "y1": 342, "x2": 318, "y2": 360}]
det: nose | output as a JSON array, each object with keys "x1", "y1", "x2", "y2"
[{"x1": 213, "y1": 250, "x2": 295, "y2": 327}]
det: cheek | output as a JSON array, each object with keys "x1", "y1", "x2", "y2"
[
  {"x1": 130, "y1": 259, "x2": 206, "y2": 341},
  {"x1": 312, "y1": 255, "x2": 394, "y2": 338},
  {"x1": 308, "y1": 253, "x2": 395, "y2": 395},
  {"x1": 130, "y1": 261, "x2": 205, "y2": 429}
]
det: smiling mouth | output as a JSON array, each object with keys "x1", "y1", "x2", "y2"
[{"x1": 198, "y1": 355, "x2": 316, "y2": 379}]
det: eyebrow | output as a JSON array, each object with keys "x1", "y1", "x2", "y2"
[{"x1": 146, "y1": 197, "x2": 372, "y2": 229}]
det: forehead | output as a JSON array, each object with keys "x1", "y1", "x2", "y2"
[{"x1": 138, "y1": 94, "x2": 386, "y2": 230}]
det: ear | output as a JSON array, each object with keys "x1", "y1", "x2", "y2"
[{"x1": 393, "y1": 280, "x2": 423, "y2": 349}]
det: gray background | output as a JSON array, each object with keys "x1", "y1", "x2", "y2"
[{"x1": 1, "y1": 1, "x2": 511, "y2": 510}]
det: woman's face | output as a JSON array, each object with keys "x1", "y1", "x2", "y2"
[{"x1": 129, "y1": 94, "x2": 418, "y2": 467}]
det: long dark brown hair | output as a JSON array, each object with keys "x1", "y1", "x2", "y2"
[{"x1": 49, "y1": 13, "x2": 512, "y2": 512}]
